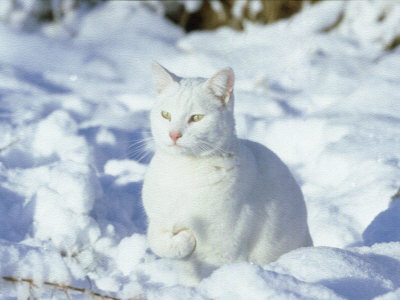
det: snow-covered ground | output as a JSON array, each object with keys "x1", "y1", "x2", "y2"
[{"x1": 1, "y1": 1, "x2": 400, "y2": 299}]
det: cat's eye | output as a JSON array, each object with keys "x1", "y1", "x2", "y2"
[
  {"x1": 161, "y1": 111, "x2": 171, "y2": 121},
  {"x1": 189, "y1": 114, "x2": 204, "y2": 123}
]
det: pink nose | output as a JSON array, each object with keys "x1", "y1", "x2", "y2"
[{"x1": 169, "y1": 131, "x2": 182, "y2": 143}]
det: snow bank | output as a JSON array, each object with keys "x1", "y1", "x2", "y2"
[
  {"x1": 268, "y1": 243, "x2": 400, "y2": 300},
  {"x1": 199, "y1": 262, "x2": 344, "y2": 300},
  {"x1": 0, "y1": 0, "x2": 400, "y2": 299}
]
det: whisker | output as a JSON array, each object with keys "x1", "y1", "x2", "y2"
[
  {"x1": 127, "y1": 138, "x2": 153, "y2": 150},
  {"x1": 127, "y1": 136, "x2": 154, "y2": 148},
  {"x1": 128, "y1": 136, "x2": 153, "y2": 143},
  {"x1": 128, "y1": 147, "x2": 153, "y2": 163},
  {"x1": 128, "y1": 135, "x2": 153, "y2": 143},
  {"x1": 197, "y1": 139, "x2": 230, "y2": 156},
  {"x1": 126, "y1": 137, "x2": 154, "y2": 163}
]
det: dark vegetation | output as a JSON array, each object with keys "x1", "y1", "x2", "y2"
[
  {"x1": 1, "y1": 0, "x2": 399, "y2": 48},
  {"x1": 2, "y1": 0, "x2": 316, "y2": 31}
]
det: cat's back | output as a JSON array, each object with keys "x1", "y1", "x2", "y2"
[
  {"x1": 238, "y1": 138, "x2": 304, "y2": 208},
  {"x1": 238, "y1": 139, "x2": 313, "y2": 258}
]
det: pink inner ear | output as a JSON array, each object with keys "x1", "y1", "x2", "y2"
[
  {"x1": 208, "y1": 68, "x2": 234, "y2": 104},
  {"x1": 226, "y1": 70, "x2": 234, "y2": 99}
]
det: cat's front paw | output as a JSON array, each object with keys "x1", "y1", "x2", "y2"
[
  {"x1": 169, "y1": 229, "x2": 196, "y2": 259},
  {"x1": 148, "y1": 225, "x2": 196, "y2": 259}
]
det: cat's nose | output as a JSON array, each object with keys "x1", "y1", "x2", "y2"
[{"x1": 169, "y1": 131, "x2": 182, "y2": 143}]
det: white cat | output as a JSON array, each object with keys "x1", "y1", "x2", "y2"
[{"x1": 142, "y1": 62, "x2": 313, "y2": 286}]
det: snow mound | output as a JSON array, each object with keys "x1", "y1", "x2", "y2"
[{"x1": 199, "y1": 262, "x2": 344, "y2": 300}]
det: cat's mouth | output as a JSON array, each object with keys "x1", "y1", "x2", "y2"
[{"x1": 167, "y1": 143, "x2": 190, "y2": 153}]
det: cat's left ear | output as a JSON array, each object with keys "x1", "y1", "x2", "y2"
[{"x1": 205, "y1": 67, "x2": 234, "y2": 105}]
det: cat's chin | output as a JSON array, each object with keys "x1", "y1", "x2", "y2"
[
  {"x1": 161, "y1": 144, "x2": 190, "y2": 155},
  {"x1": 160, "y1": 145, "x2": 220, "y2": 158},
  {"x1": 157, "y1": 140, "x2": 224, "y2": 157},
  {"x1": 158, "y1": 144, "x2": 201, "y2": 157}
]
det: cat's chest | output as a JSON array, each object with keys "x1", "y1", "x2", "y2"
[{"x1": 143, "y1": 153, "x2": 238, "y2": 217}]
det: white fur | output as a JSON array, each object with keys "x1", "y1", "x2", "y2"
[{"x1": 143, "y1": 63, "x2": 313, "y2": 286}]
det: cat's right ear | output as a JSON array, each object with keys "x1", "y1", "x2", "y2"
[{"x1": 151, "y1": 61, "x2": 179, "y2": 95}]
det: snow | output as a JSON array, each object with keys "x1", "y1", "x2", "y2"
[
  {"x1": 199, "y1": 262, "x2": 345, "y2": 300},
  {"x1": 268, "y1": 244, "x2": 400, "y2": 300},
  {"x1": 181, "y1": 1, "x2": 202, "y2": 14},
  {"x1": 0, "y1": 0, "x2": 400, "y2": 299},
  {"x1": 336, "y1": 0, "x2": 400, "y2": 48}
]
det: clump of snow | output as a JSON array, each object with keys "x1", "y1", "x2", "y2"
[
  {"x1": 248, "y1": 1, "x2": 263, "y2": 19},
  {"x1": 104, "y1": 159, "x2": 147, "y2": 185},
  {"x1": 232, "y1": 1, "x2": 246, "y2": 19},
  {"x1": 96, "y1": 127, "x2": 117, "y2": 145},
  {"x1": 112, "y1": 234, "x2": 147, "y2": 276},
  {"x1": 33, "y1": 110, "x2": 91, "y2": 164},
  {"x1": 288, "y1": 1, "x2": 345, "y2": 34},
  {"x1": 1, "y1": 0, "x2": 400, "y2": 299},
  {"x1": 337, "y1": 1, "x2": 400, "y2": 48},
  {"x1": 181, "y1": 1, "x2": 202, "y2": 13},
  {"x1": 209, "y1": 0, "x2": 223, "y2": 14},
  {"x1": 46, "y1": 161, "x2": 101, "y2": 214},
  {"x1": 33, "y1": 174, "x2": 101, "y2": 252}
]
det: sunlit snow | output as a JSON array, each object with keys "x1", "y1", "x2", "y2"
[{"x1": 0, "y1": 1, "x2": 400, "y2": 299}]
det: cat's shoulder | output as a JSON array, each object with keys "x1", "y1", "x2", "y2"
[
  {"x1": 239, "y1": 138, "x2": 277, "y2": 158},
  {"x1": 238, "y1": 138, "x2": 288, "y2": 169}
]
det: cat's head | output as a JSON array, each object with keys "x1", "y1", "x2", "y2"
[{"x1": 150, "y1": 62, "x2": 236, "y2": 157}]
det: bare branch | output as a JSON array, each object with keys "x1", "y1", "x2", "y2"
[
  {"x1": 0, "y1": 138, "x2": 20, "y2": 154},
  {"x1": 1, "y1": 276, "x2": 144, "y2": 300}
]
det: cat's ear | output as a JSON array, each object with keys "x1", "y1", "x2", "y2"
[
  {"x1": 205, "y1": 67, "x2": 234, "y2": 105},
  {"x1": 151, "y1": 61, "x2": 179, "y2": 95}
]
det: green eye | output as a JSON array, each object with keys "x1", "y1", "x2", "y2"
[
  {"x1": 161, "y1": 111, "x2": 171, "y2": 121},
  {"x1": 189, "y1": 114, "x2": 204, "y2": 123}
]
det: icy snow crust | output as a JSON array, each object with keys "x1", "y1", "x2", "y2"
[{"x1": 1, "y1": 1, "x2": 400, "y2": 299}]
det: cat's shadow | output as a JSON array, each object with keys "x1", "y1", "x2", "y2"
[
  {"x1": 80, "y1": 124, "x2": 153, "y2": 239},
  {"x1": 92, "y1": 176, "x2": 147, "y2": 238}
]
